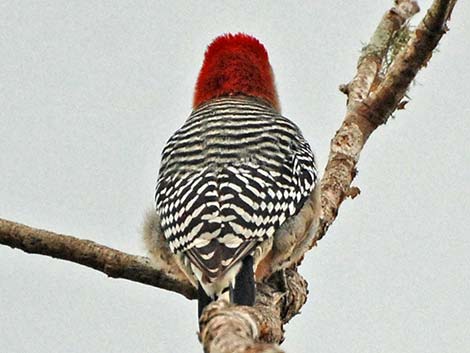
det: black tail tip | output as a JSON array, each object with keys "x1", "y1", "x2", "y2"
[
  {"x1": 197, "y1": 255, "x2": 256, "y2": 318},
  {"x1": 234, "y1": 255, "x2": 256, "y2": 306}
]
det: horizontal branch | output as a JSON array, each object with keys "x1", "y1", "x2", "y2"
[
  {"x1": 0, "y1": 218, "x2": 196, "y2": 299},
  {"x1": 0, "y1": 216, "x2": 307, "y2": 353}
]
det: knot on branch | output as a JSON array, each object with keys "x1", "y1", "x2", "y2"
[
  {"x1": 262, "y1": 268, "x2": 309, "y2": 325},
  {"x1": 280, "y1": 269, "x2": 309, "y2": 322},
  {"x1": 346, "y1": 186, "x2": 361, "y2": 199},
  {"x1": 199, "y1": 300, "x2": 283, "y2": 353},
  {"x1": 339, "y1": 83, "x2": 350, "y2": 95},
  {"x1": 199, "y1": 300, "x2": 259, "y2": 339}
]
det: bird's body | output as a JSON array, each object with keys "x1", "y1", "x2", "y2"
[
  {"x1": 150, "y1": 33, "x2": 318, "y2": 316},
  {"x1": 156, "y1": 95, "x2": 316, "y2": 299}
]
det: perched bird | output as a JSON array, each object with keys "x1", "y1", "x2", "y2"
[{"x1": 150, "y1": 33, "x2": 318, "y2": 317}]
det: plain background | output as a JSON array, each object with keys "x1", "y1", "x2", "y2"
[{"x1": 1, "y1": 1, "x2": 469, "y2": 352}]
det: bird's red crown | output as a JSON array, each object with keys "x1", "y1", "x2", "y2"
[{"x1": 193, "y1": 33, "x2": 279, "y2": 111}]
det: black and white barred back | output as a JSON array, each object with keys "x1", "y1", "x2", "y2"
[{"x1": 155, "y1": 96, "x2": 317, "y2": 284}]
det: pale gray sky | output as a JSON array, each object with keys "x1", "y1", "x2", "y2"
[{"x1": 1, "y1": 1, "x2": 469, "y2": 352}]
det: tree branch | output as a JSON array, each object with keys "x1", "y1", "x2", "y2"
[
  {"x1": 316, "y1": 0, "x2": 456, "y2": 240},
  {"x1": 0, "y1": 217, "x2": 196, "y2": 299},
  {"x1": 199, "y1": 269, "x2": 307, "y2": 353}
]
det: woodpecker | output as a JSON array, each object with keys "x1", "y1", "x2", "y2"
[{"x1": 153, "y1": 33, "x2": 318, "y2": 316}]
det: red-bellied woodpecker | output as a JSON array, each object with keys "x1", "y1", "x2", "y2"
[{"x1": 151, "y1": 33, "x2": 318, "y2": 316}]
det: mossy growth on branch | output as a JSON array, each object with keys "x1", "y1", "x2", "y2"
[{"x1": 383, "y1": 23, "x2": 413, "y2": 73}]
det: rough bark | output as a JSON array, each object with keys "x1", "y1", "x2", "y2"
[
  {"x1": 316, "y1": 0, "x2": 457, "y2": 240},
  {"x1": 199, "y1": 269, "x2": 307, "y2": 353},
  {"x1": 0, "y1": 217, "x2": 196, "y2": 299},
  {"x1": 0, "y1": 1, "x2": 458, "y2": 352}
]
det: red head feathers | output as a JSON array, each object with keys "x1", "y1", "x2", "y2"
[{"x1": 193, "y1": 33, "x2": 280, "y2": 111}]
